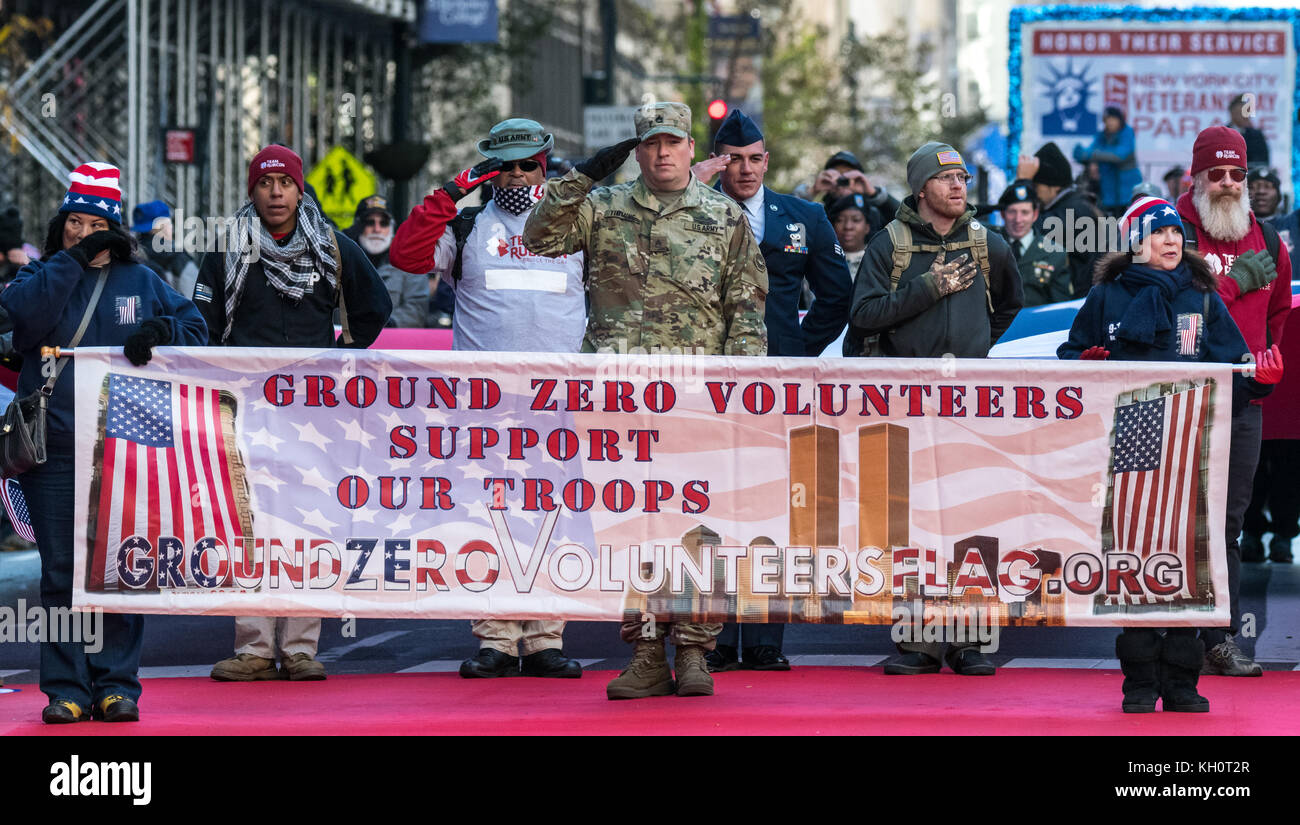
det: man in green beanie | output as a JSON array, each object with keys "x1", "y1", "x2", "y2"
[{"x1": 845, "y1": 142, "x2": 1022, "y2": 673}]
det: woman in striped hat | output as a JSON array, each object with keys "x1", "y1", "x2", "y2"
[
  {"x1": 0, "y1": 162, "x2": 207, "y2": 723},
  {"x1": 1057, "y1": 196, "x2": 1283, "y2": 713}
]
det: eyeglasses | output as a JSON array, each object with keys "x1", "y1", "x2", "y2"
[
  {"x1": 364, "y1": 216, "x2": 391, "y2": 228},
  {"x1": 1207, "y1": 168, "x2": 1246, "y2": 183},
  {"x1": 500, "y1": 160, "x2": 541, "y2": 173},
  {"x1": 934, "y1": 172, "x2": 971, "y2": 187}
]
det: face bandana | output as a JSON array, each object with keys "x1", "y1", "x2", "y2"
[{"x1": 492, "y1": 185, "x2": 545, "y2": 216}]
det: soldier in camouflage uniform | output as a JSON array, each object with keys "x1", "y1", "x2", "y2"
[{"x1": 523, "y1": 101, "x2": 768, "y2": 699}]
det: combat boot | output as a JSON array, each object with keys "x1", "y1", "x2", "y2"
[
  {"x1": 606, "y1": 639, "x2": 673, "y2": 700},
  {"x1": 1160, "y1": 632, "x2": 1210, "y2": 713},
  {"x1": 1115, "y1": 630, "x2": 1161, "y2": 713},
  {"x1": 674, "y1": 645, "x2": 715, "y2": 697}
]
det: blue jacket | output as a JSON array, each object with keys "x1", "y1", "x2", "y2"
[
  {"x1": 1057, "y1": 260, "x2": 1268, "y2": 411},
  {"x1": 750, "y1": 186, "x2": 852, "y2": 356},
  {"x1": 1073, "y1": 125, "x2": 1142, "y2": 210},
  {"x1": 0, "y1": 251, "x2": 208, "y2": 447}
]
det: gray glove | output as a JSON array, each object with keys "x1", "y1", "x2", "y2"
[
  {"x1": 1228, "y1": 249, "x2": 1277, "y2": 294},
  {"x1": 923, "y1": 250, "x2": 978, "y2": 298}
]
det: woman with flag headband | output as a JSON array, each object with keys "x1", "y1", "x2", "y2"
[
  {"x1": 0, "y1": 162, "x2": 207, "y2": 723},
  {"x1": 1057, "y1": 195, "x2": 1283, "y2": 713}
]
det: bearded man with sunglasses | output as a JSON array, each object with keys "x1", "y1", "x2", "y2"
[
  {"x1": 346, "y1": 195, "x2": 428, "y2": 327},
  {"x1": 1176, "y1": 126, "x2": 1292, "y2": 678},
  {"x1": 390, "y1": 118, "x2": 587, "y2": 679}
]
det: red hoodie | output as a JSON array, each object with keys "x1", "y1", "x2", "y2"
[{"x1": 1176, "y1": 189, "x2": 1291, "y2": 357}]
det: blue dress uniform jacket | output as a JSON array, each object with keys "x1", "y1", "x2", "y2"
[{"x1": 754, "y1": 187, "x2": 852, "y2": 356}]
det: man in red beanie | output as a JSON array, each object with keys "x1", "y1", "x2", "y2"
[
  {"x1": 1177, "y1": 125, "x2": 1291, "y2": 677},
  {"x1": 194, "y1": 144, "x2": 392, "y2": 683}
]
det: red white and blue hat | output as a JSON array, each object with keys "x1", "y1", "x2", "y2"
[
  {"x1": 1121, "y1": 196, "x2": 1182, "y2": 244},
  {"x1": 58, "y1": 162, "x2": 124, "y2": 223}
]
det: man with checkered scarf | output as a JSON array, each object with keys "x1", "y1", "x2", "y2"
[{"x1": 194, "y1": 144, "x2": 391, "y2": 683}]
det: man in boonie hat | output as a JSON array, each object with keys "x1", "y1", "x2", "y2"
[{"x1": 389, "y1": 117, "x2": 588, "y2": 680}]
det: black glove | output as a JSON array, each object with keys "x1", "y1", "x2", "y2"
[
  {"x1": 443, "y1": 158, "x2": 503, "y2": 202},
  {"x1": 65, "y1": 230, "x2": 131, "y2": 268},
  {"x1": 575, "y1": 138, "x2": 640, "y2": 182},
  {"x1": 123, "y1": 318, "x2": 172, "y2": 366}
]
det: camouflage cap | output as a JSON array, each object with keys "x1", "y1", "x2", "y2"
[{"x1": 635, "y1": 102, "x2": 692, "y2": 142}]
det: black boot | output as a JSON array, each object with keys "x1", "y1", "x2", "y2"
[
  {"x1": 1159, "y1": 632, "x2": 1210, "y2": 713},
  {"x1": 1115, "y1": 630, "x2": 1161, "y2": 713}
]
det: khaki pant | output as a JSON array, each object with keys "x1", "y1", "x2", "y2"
[
  {"x1": 619, "y1": 620, "x2": 721, "y2": 649},
  {"x1": 234, "y1": 616, "x2": 321, "y2": 659},
  {"x1": 472, "y1": 619, "x2": 566, "y2": 656}
]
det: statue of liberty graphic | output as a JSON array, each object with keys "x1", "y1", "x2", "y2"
[{"x1": 1040, "y1": 59, "x2": 1098, "y2": 137}]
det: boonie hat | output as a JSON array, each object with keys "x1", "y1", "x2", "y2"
[{"x1": 477, "y1": 118, "x2": 554, "y2": 163}]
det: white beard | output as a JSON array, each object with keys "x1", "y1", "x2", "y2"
[
  {"x1": 360, "y1": 233, "x2": 392, "y2": 255},
  {"x1": 1192, "y1": 181, "x2": 1251, "y2": 242}
]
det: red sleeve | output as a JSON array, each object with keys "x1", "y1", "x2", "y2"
[
  {"x1": 389, "y1": 189, "x2": 458, "y2": 274},
  {"x1": 1268, "y1": 244, "x2": 1292, "y2": 348}
]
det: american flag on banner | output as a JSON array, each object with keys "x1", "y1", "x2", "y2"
[
  {"x1": 1106, "y1": 382, "x2": 1212, "y2": 602},
  {"x1": 87, "y1": 373, "x2": 248, "y2": 591},
  {"x1": 1, "y1": 477, "x2": 35, "y2": 542}
]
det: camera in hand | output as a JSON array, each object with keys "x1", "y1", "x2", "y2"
[{"x1": 837, "y1": 177, "x2": 850, "y2": 187}]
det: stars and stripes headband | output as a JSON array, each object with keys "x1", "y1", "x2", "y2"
[{"x1": 59, "y1": 162, "x2": 124, "y2": 224}]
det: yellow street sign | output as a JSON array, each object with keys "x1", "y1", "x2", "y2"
[{"x1": 305, "y1": 146, "x2": 377, "y2": 229}]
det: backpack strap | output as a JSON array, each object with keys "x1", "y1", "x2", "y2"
[
  {"x1": 967, "y1": 221, "x2": 993, "y2": 315},
  {"x1": 1181, "y1": 217, "x2": 1200, "y2": 252},
  {"x1": 450, "y1": 205, "x2": 487, "y2": 284},
  {"x1": 1259, "y1": 219, "x2": 1282, "y2": 271},
  {"x1": 330, "y1": 233, "x2": 351, "y2": 345},
  {"x1": 885, "y1": 221, "x2": 911, "y2": 292}
]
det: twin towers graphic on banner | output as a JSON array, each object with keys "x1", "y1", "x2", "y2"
[{"x1": 621, "y1": 423, "x2": 1073, "y2": 627}]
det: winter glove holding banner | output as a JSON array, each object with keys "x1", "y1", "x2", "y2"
[
  {"x1": 1079, "y1": 346, "x2": 1110, "y2": 360},
  {"x1": 575, "y1": 138, "x2": 639, "y2": 182},
  {"x1": 923, "y1": 250, "x2": 978, "y2": 298},
  {"x1": 64, "y1": 230, "x2": 130, "y2": 269},
  {"x1": 1228, "y1": 249, "x2": 1277, "y2": 295},
  {"x1": 1251, "y1": 344, "x2": 1284, "y2": 384},
  {"x1": 124, "y1": 318, "x2": 172, "y2": 366},
  {"x1": 444, "y1": 158, "x2": 503, "y2": 203}
]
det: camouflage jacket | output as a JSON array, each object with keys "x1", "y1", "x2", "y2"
[{"x1": 522, "y1": 168, "x2": 768, "y2": 355}]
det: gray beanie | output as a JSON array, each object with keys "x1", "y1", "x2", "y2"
[{"x1": 907, "y1": 141, "x2": 965, "y2": 195}]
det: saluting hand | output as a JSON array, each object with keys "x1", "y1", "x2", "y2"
[{"x1": 444, "y1": 158, "x2": 503, "y2": 202}]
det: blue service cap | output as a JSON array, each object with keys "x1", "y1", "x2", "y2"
[{"x1": 714, "y1": 108, "x2": 764, "y2": 147}]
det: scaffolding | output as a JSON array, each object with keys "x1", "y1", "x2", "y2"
[{"x1": 1, "y1": 0, "x2": 412, "y2": 234}]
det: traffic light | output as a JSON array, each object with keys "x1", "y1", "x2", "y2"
[{"x1": 707, "y1": 99, "x2": 728, "y2": 140}]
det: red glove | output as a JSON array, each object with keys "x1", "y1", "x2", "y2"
[
  {"x1": 445, "y1": 158, "x2": 502, "y2": 202},
  {"x1": 1252, "y1": 344, "x2": 1284, "y2": 385},
  {"x1": 1079, "y1": 346, "x2": 1110, "y2": 360}
]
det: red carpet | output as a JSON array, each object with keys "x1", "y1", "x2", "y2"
[{"x1": 3, "y1": 668, "x2": 1298, "y2": 735}]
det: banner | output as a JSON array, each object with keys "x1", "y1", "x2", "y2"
[
  {"x1": 1010, "y1": 6, "x2": 1299, "y2": 195},
  {"x1": 71, "y1": 348, "x2": 1233, "y2": 627}
]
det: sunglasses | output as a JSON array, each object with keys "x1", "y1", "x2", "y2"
[
  {"x1": 499, "y1": 159, "x2": 541, "y2": 173},
  {"x1": 364, "y1": 216, "x2": 391, "y2": 228},
  {"x1": 1206, "y1": 168, "x2": 1246, "y2": 183}
]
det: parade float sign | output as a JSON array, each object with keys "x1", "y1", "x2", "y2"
[
  {"x1": 71, "y1": 347, "x2": 1233, "y2": 627},
  {"x1": 1010, "y1": 5, "x2": 1300, "y2": 195}
]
